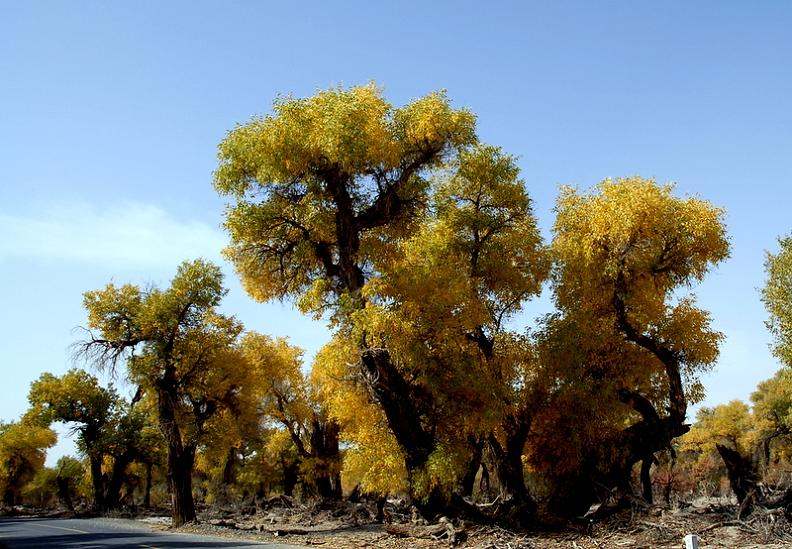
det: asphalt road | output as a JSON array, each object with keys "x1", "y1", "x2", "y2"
[{"x1": 0, "y1": 517, "x2": 310, "y2": 549}]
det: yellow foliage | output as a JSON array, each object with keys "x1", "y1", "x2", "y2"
[
  {"x1": 681, "y1": 401, "x2": 755, "y2": 459},
  {"x1": 215, "y1": 84, "x2": 477, "y2": 314},
  {"x1": 0, "y1": 421, "x2": 57, "y2": 504}
]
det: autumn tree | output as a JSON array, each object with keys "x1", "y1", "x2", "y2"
[
  {"x1": 215, "y1": 84, "x2": 479, "y2": 510},
  {"x1": 27, "y1": 369, "x2": 119, "y2": 510},
  {"x1": 750, "y1": 369, "x2": 792, "y2": 470},
  {"x1": 241, "y1": 333, "x2": 341, "y2": 499},
  {"x1": 53, "y1": 456, "x2": 86, "y2": 511},
  {"x1": 78, "y1": 259, "x2": 249, "y2": 526},
  {"x1": 682, "y1": 401, "x2": 758, "y2": 504},
  {"x1": 0, "y1": 421, "x2": 56, "y2": 506},
  {"x1": 544, "y1": 177, "x2": 729, "y2": 515},
  {"x1": 336, "y1": 144, "x2": 547, "y2": 518},
  {"x1": 214, "y1": 85, "x2": 732, "y2": 522}
]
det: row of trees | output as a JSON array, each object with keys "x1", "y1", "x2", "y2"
[
  {"x1": 211, "y1": 84, "x2": 730, "y2": 523},
  {"x1": 1, "y1": 280, "x2": 340, "y2": 523},
  {"x1": 1, "y1": 85, "x2": 789, "y2": 527}
]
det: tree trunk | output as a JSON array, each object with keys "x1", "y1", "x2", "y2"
[
  {"x1": 89, "y1": 453, "x2": 105, "y2": 511},
  {"x1": 104, "y1": 452, "x2": 134, "y2": 509},
  {"x1": 716, "y1": 444, "x2": 760, "y2": 506},
  {"x1": 168, "y1": 444, "x2": 197, "y2": 525},
  {"x1": 640, "y1": 455, "x2": 654, "y2": 503},
  {"x1": 56, "y1": 474, "x2": 74, "y2": 511},
  {"x1": 483, "y1": 413, "x2": 538, "y2": 527},
  {"x1": 664, "y1": 450, "x2": 676, "y2": 505},
  {"x1": 143, "y1": 462, "x2": 153, "y2": 509},
  {"x1": 359, "y1": 347, "x2": 436, "y2": 502},
  {"x1": 487, "y1": 415, "x2": 533, "y2": 509},
  {"x1": 309, "y1": 416, "x2": 342, "y2": 499},
  {"x1": 214, "y1": 447, "x2": 236, "y2": 505},
  {"x1": 157, "y1": 381, "x2": 197, "y2": 526},
  {"x1": 282, "y1": 459, "x2": 298, "y2": 497},
  {"x1": 3, "y1": 487, "x2": 15, "y2": 507},
  {"x1": 460, "y1": 436, "x2": 484, "y2": 499}
]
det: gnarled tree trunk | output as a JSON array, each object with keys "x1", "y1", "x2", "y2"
[
  {"x1": 157, "y1": 379, "x2": 197, "y2": 526},
  {"x1": 104, "y1": 451, "x2": 134, "y2": 509},
  {"x1": 309, "y1": 416, "x2": 342, "y2": 499},
  {"x1": 716, "y1": 444, "x2": 759, "y2": 507},
  {"x1": 88, "y1": 453, "x2": 105, "y2": 511},
  {"x1": 460, "y1": 436, "x2": 484, "y2": 499},
  {"x1": 359, "y1": 348, "x2": 435, "y2": 491}
]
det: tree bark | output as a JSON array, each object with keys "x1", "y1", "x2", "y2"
[
  {"x1": 2, "y1": 487, "x2": 15, "y2": 507},
  {"x1": 213, "y1": 446, "x2": 236, "y2": 505},
  {"x1": 104, "y1": 451, "x2": 134, "y2": 509},
  {"x1": 640, "y1": 455, "x2": 654, "y2": 504},
  {"x1": 157, "y1": 380, "x2": 197, "y2": 526},
  {"x1": 309, "y1": 416, "x2": 342, "y2": 499},
  {"x1": 168, "y1": 444, "x2": 197, "y2": 526},
  {"x1": 143, "y1": 462, "x2": 153, "y2": 509},
  {"x1": 56, "y1": 474, "x2": 74, "y2": 511},
  {"x1": 358, "y1": 348, "x2": 435, "y2": 487},
  {"x1": 282, "y1": 459, "x2": 298, "y2": 497},
  {"x1": 88, "y1": 453, "x2": 105, "y2": 511},
  {"x1": 487, "y1": 413, "x2": 534, "y2": 512},
  {"x1": 716, "y1": 444, "x2": 759, "y2": 506},
  {"x1": 460, "y1": 436, "x2": 484, "y2": 499}
]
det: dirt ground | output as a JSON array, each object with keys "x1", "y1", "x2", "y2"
[{"x1": 163, "y1": 497, "x2": 792, "y2": 549}]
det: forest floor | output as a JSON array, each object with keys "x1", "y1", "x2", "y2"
[
  {"x1": 163, "y1": 496, "x2": 792, "y2": 549},
  {"x1": 6, "y1": 496, "x2": 792, "y2": 548}
]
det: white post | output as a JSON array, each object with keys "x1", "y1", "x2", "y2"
[{"x1": 684, "y1": 533, "x2": 699, "y2": 549}]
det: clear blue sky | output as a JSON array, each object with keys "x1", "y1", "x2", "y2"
[{"x1": 2, "y1": 1, "x2": 790, "y2": 463}]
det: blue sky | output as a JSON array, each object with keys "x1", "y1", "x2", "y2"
[{"x1": 2, "y1": 1, "x2": 790, "y2": 463}]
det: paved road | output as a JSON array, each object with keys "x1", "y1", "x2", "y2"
[{"x1": 0, "y1": 517, "x2": 310, "y2": 548}]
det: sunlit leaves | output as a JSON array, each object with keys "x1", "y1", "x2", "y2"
[
  {"x1": 682, "y1": 401, "x2": 755, "y2": 461},
  {"x1": 551, "y1": 177, "x2": 728, "y2": 401},
  {"x1": 553, "y1": 177, "x2": 729, "y2": 319},
  {"x1": 763, "y1": 236, "x2": 792, "y2": 366},
  {"x1": 215, "y1": 84, "x2": 478, "y2": 315},
  {"x1": 26, "y1": 369, "x2": 116, "y2": 430}
]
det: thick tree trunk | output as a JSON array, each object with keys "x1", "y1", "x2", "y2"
[
  {"x1": 2, "y1": 487, "x2": 15, "y2": 507},
  {"x1": 573, "y1": 281, "x2": 692, "y2": 514},
  {"x1": 309, "y1": 417, "x2": 342, "y2": 499},
  {"x1": 359, "y1": 348, "x2": 436, "y2": 499},
  {"x1": 89, "y1": 454, "x2": 105, "y2": 511},
  {"x1": 487, "y1": 414, "x2": 534, "y2": 509},
  {"x1": 282, "y1": 459, "x2": 298, "y2": 497},
  {"x1": 56, "y1": 474, "x2": 74, "y2": 511},
  {"x1": 460, "y1": 437, "x2": 484, "y2": 499},
  {"x1": 157, "y1": 381, "x2": 197, "y2": 526},
  {"x1": 213, "y1": 447, "x2": 236, "y2": 505},
  {"x1": 640, "y1": 456, "x2": 654, "y2": 503},
  {"x1": 222, "y1": 447, "x2": 236, "y2": 486},
  {"x1": 104, "y1": 452, "x2": 133, "y2": 509},
  {"x1": 168, "y1": 444, "x2": 197, "y2": 526},
  {"x1": 716, "y1": 444, "x2": 760, "y2": 506},
  {"x1": 487, "y1": 431, "x2": 536, "y2": 525}
]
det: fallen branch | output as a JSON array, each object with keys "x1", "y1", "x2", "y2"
[{"x1": 386, "y1": 516, "x2": 463, "y2": 543}]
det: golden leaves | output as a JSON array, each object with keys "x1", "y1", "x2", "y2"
[{"x1": 551, "y1": 177, "x2": 728, "y2": 379}]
